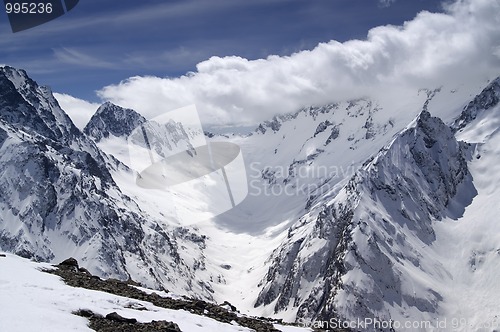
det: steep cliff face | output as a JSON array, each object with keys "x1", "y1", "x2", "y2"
[
  {"x1": 452, "y1": 77, "x2": 500, "y2": 131},
  {"x1": 84, "y1": 102, "x2": 146, "y2": 142},
  {"x1": 254, "y1": 109, "x2": 473, "y2": 327},
  {"x1": 0, "y1": 67, "x2": 80, "y2": 144},
  {"x1": 0, "y1": 67, "x2": 216, "y2": 299}
]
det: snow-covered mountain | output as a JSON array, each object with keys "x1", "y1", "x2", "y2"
[
  {"x1": 254, "y1": 109, "x2": 472, "y2": 323},
  {"x1": 83, "y1": 102, "x2": 146, "y2": 142},
  {"x1": 0, "y1": 66, "x2": 221, "y2": 300},
  {"x1": 0, "y1": 254, "x2": 306, "y2": 332},
  {"x1": 1, "y1": 65, "x2": 500, "y2": 331},
  {"x1": 246, "y1": 78, "x2": 500, "y2": 329}
]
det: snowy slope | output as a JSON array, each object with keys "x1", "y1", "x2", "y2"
[
  {"x1": 0, "y1": 254, "x2": 308, "y2": 332},
  {"x1": 80, "y1": 71, "x2": 498, "y2": 328},
  {"x1": 432, "y1": 77, "x2": 500, "y2": 330},
  {"x1": 247, "y1": 79, "x2": 500, "y2": 330}
]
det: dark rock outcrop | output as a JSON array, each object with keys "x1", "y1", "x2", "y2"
[
  {"x1": 84, "y1": 102, "x2": 146, "y2": 142},
  {"x1": 452, "y1": 77, "x2": 500, "y2": 131},
  {"x1": 74, "y1": 309, "x2": 181, "y2": 332},
  {"x1": 48, "y1": 259, "x2": 284, "y2": 332}
]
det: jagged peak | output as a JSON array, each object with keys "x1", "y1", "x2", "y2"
[
  {"x1": 369, "y1": 110, "x2": 455, "y2": 170},
  {"x1": 95, "y1": 101, "x2": 114, "y2": 112},
  {"x1": 253, "y1": 100, "x2": 372, "y2": 134},
  {"x1": 94, "y1": 101, "x2": 137, "y2": 117},
  {"x1": 415, "y1": 109, "x2": 449, "y2": 138},
  {"x1": 0, "y1": 65, "x2": 30, "y2": 81},
  {"x1": 0, "y1": 66, "x2": 54, "y2": 98},
  {"x1": 0, "y1": 66, "x2": 80, "y2": 142},
  {"x1": 84, "y1": 102, "x2": 146, "y2": 141},
  {"x1": 255, "y1": 108, "x2": 472, "y2": 321},
  {"x1": 488, "y1": 76, "x2": 500, "y2": 87},
  {"x1": 0, "y1": 66, "x2": 41, "y2": 99}
]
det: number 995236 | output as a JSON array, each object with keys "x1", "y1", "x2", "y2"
[{"x1": 5, "y1": 2, "x2": 53, "y2": 14}]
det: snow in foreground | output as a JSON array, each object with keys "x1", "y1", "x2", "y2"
[{"x1": 0, "y1": 254, "x2": 310, "y2": 332}]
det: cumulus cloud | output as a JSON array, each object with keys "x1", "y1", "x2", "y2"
[
  {"x1": 97, "y1": 0, "x2": 500, "y2": 128},
  {"x1": 54, "y1": 93, "x2": 100, "y2": 130}
]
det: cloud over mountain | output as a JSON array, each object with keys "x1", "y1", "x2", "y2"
[{"x1": 96, "y1": 0, "x2": 500, "y2": 127}]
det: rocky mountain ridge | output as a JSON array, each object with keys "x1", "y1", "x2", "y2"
[
  {"x1": 84, "y1": 101, "x2": 146, "y2": 142},
  {"x1": 0, "y1": 66, "x2": 218, "y2": 300}
]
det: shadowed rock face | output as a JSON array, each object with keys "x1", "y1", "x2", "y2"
[
  {"x1": 0, "y1": 67, "x2": 214, "y2": 300},
  {"x1": 0, "y1": 66, "x2": 81, "y2": 143},
  {"x1": 84, "y1": 102, "x2": 146, "y2": 142},
  {"x1": 254, "y1": 109, "x2": 474, "y2": 327},
  {"x1": 452, "y1": 77, "x2": 500, "y2": 131}
]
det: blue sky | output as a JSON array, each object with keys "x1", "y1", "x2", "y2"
[{"x1": 1, "y1": 0, "x2": 444, "y2": 101}]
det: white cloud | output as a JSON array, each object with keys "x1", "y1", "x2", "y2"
[
  {"x1": 54, "y1": 93, "x2": 100, "y2": 130},
  {"x1": 378, "y1": 0, "x2": 396, "y2": 8},
  {"x1": 97, "y1": 0, "x2": 500, "y2": 128}
]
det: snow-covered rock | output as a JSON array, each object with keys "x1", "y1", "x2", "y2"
[
  {"x1": 84, "y1": 102, "x2": 146, "y2": 142},
  {"x1": 251, "y1": 77, "x2": 500, "y2": 331},
  {"x1": 0, "y1": 66, "x2": 218, "y2": 300},
  {"x1": 452, "y1": 77, "x2": 500, "y2": 131}
]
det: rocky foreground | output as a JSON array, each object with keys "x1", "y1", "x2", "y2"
[{"x1": 45, "y1": 258, "x2": 339, "y2": 332}]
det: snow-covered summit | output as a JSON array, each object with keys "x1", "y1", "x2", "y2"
[
  {"x1": 0, "y1": 66, "x2": 80, "y2": 143},
  {"x1": 0, "y1": 67, "x2": 219, "y2": 301},
  {"x1": 84, "y1": 102, "x2": 146, "y2": 142}
]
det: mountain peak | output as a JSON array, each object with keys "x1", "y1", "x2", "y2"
[
  {"x1": 255, "y1": 108, "x2": 472, "y2": 322},
  {"x1": 0, "y1": 66, "x2": 79, "y2": 142},
  {"x1": 0, "y1": 66, "x2": 30, "y2": 86},
  {"x1": 84, "y1": 102, "x2": 146, "y2": 142}
]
